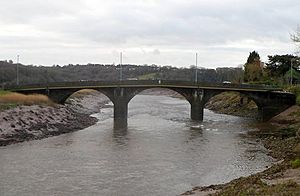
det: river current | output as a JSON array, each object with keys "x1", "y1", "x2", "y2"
[{"x1": 0, "y1": 95, "x2": 273, "y2": 196}]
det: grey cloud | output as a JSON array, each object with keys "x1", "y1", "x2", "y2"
[
  {"x1": 0, "y1": 0, "x2": 299, "y2": 67},
  {"x1": 0, "y1": 0, "x2": 85, "y2": 24},
  {"x1": 152, "y1": 49, "x2": 160, "y2": 55}
]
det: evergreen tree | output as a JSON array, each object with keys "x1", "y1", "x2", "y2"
[
  {"x1": 244, "y1": 51, "x2": 263, "y2": 82},
  {"x1": 266, "y1": 54, "x2": 298, "y2": 77}
]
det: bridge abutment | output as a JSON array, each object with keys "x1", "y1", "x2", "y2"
[{"x1": 258, "y1": 105, "x2": 292, "y2": 121}]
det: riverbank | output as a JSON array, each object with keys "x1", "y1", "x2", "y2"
[
  {"x1": 205, "y1": 92, "x2": 258, "y2": 118},
  {"x1": 0, "y1": 90, "x2": 109, "y2": 146},
  {"x1": 182, "y1": 104, "x2": 300, "y2": 195}
]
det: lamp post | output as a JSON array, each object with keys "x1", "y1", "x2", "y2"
[
  {"x1": 16, "y1": 55, "x2": 20, "y2": 85},
  {"x1": 195, "y1": 53, "x2": 198, "y2": 83},
  {"x1": 290, "y1": 58, "x2": 297, "y2": 86},
  {"x1": 119, "y1": 52, "x2": 123, "y2": 81}
]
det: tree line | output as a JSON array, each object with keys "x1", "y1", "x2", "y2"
[{"x1": 0, "y1": 61, "x2": 243, "y2": 87}]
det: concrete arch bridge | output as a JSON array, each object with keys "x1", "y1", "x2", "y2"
[{"x1": 8, "y1": 80, "x2": 296, "y2": 128}]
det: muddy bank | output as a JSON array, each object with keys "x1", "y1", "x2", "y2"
[
  {"x1": 66, "y1": 90, "x2": 110, "y2": 115},
  {"x1": 142, "y1": 89, "x2": 258, "y2": 118},
  {"x1": 205, "y1": 92, "x2": 258, "y2": 118},
  {"x1": 0, "y1": 91, "x2": 109, "y2": 146},
  {"x1": 182, "y1": 106, "x2": 300, "y2": 195}
]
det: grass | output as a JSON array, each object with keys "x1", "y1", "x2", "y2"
[
  {"x1": 0, "y1": 90, "x2": 11, "y2": 95},
  {"x1": 0, "y1": 91, "x2": 53, "y2": 110},
  {"x1": 291, "y1": 158, "x2": 300, "y2": 169},
  {"x1": 138, "y1": 73, "x2": 158, "y2": 80},
  {"x1": 215, "y1": 177, "x2": 300, "y2": 196}
]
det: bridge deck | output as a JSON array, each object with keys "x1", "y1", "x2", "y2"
[{"x1": 6, "y1": 80, "x2": 284, "y2": 93}]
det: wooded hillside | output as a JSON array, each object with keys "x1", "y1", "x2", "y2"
[{"x1": 0, "y1": 61, "x2": 243, "y2": 86}]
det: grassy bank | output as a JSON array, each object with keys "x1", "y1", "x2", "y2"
[{"x1": 0, "y1": 90, "x2": 53, "y2": 111}]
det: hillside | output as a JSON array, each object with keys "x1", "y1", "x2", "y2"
[{"x1": 0, "y1": 60, "x2": 243, "y2": 86}]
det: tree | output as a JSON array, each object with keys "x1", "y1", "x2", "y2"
[
  {"x1": 244, "y1": 51, "x2": 263, "y2": 82},
  {"x1": 291, "y1": 26, "x2": 300, "y2": 53},
  {"x1": 265, "y1": 54, "x2": 299, "y2": 77}
]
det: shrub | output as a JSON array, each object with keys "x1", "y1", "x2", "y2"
[
  {"x1": 0, "y1": 92, "x2": 52, "y2": 105},
  {"x1": 297, "y1": 95, "x2": 300, "y2": 106},
  {"x1": 291, "y1": 158, "x2": 300, "y2": 168},
  {"x1": 286, "y1": 86, "x2": 300, "y2": 106}
]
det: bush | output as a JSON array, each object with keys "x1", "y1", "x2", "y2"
[
  {"x1": 286, "y1": 86, "x2": 300, "y2": 106},
  {"x1": 291, "y1": 158, "x2": 300, "y2": 168},
  {"x1": 0, "y1": 92, "x2": 52, "y2": 105},
  {"x1": 297, "y1": 95, "x2": 300, "y2": 106}
]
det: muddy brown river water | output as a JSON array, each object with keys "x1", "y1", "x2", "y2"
[{"x1": 0, "y1": 95, "x2": 273, "y2": 196}]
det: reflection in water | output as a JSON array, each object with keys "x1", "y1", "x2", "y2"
[
  {"x1": 112, "y1": 127, "x2": 128, "y2": 147},
  {"x1": 0, "y1": 95, "x2": 273, "y2": 196},
  {"x1": 114, "y1": 119, "x2": 128, "y2": 130}
]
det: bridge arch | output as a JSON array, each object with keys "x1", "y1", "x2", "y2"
[
  {"x1": 127, "y1": 87, "x2": 191, "y2": 104},
  {"x1": 63, "y1": 89, "x2": 112, "y2": 110},
  {"x1": 46, "y1": 88, "x2": 115, "y2": 104}
]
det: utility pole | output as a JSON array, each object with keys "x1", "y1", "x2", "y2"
[
  {"x1": 291, "y1": 58, "x2": 297, "y2": 86},
  {"x1": 195, "y1": 53, "x2": 198, "y2": 83},
  {"x1": 16, "y1": 55, "x2": 20, "y2": 85},
  {"x1": 120, "y1": 52, "x2": 123, "y2": 81}
]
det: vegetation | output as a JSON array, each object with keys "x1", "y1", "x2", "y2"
[
  {"x1": 138, "y1": 72, "x2": 158, "y2": 80},
  {"x1": 215, "y1": 177, "x2": 300, "y2": 196},
  {"x1": 291, "y1": 26, "x2": 300, "y2": 52},
  {"x1": 0, "y1": 91, "x2": 53, "y2": 110},
  {"x1": 0, "y1": 61, "x2": 243, "y2": 87},
  {"x1": 266, "y1": 55, "x2": 298, "y2": 77},
  {"x1": 291, "y1": 158, "x2": 300, "y2": 169},
  {"x1": 287, "y1": 86, "x2": 300, "y2": 105},
  {"x1": 244, "y1": 51, "x2": 263, "y2": 82}
]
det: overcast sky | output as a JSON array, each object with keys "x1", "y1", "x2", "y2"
[{"x1": 0, "y1": 0, "x2": 299, "y2": 68}]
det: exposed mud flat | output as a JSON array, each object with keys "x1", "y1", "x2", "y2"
[
  {"x1": 65, "y1": 90, "x2": 110, "y2": 115},
  {"x1": 0, "y1": 91, "x2": 109, "y2": 146},
  {"x1": 205, "y1": 92, "x2": 258, "y2": 118}
]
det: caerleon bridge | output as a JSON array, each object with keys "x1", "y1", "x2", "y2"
[{"x1": 7, "y1": 80, "x2": 295, "y2": 128}]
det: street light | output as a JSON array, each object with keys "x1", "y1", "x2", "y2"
[
  {"x1": 195, "y1": 53, "x2": 198, "y2": 83},
  {"x1": 16, "y1": 55, "x2": 20, "y2": 85},
  {"x1": 119, "y1": 52, "x2": 123, "y2": 81},
  {"x1": 290, "y1": 58, "x2": 297, "y2": 86}
]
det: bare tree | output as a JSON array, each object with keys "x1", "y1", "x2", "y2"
[{"x1": 291, "y1": 26, "x2": 300, "y2": 53}]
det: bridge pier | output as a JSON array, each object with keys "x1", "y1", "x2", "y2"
[
  {"x1": 113, "y1": 100, "x2": 129, "y2": 129},
  {"x1": 190, "y1": 89, "x2": 204, "y2": 121},
  {"x1": 111, "y1": 88, "x2": 130, "y2": 129}
]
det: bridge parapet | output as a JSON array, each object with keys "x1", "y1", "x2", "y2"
[{"x1": 6, "y1": 80, "x2": 283, "y2": 91}]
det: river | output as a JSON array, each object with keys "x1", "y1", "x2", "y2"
[{"x1": 0, "y1": 95, "x2": 273, "y2": 196}]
